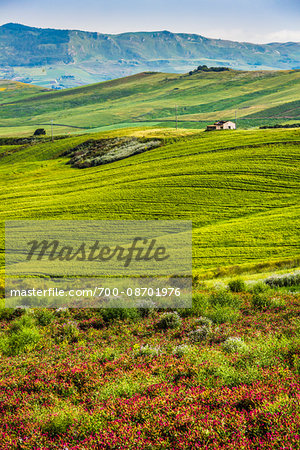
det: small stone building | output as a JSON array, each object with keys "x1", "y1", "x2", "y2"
[{"x1": 206, "y1": 121, "x2": 236, "y2": 131}]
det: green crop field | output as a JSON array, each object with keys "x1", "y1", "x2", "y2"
[
  {"x1": 0, "y1": 126, "x2": 299, "y2": 283},
  {"x1": 2, "y1": 69, "x2": 300, "y2": 137}
]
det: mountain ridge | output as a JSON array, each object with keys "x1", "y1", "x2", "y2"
[
  {"x1": 1, "y1": 22, "x2": 299, "y2": 45},
  {"x1": 1, "y1": 23, "x2": 300, "y2": 88}
]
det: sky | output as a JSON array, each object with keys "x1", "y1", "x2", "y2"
[{"x1": 1, "y1": 0, "x2": 300, "y2": 43}]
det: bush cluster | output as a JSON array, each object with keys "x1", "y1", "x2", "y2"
[
  {"x1": 0, "y1": 313, "x2": 40, "y2": 356},
  {"x1": 172, "y1": 344, "x2": 191, "y2": 357},
  {"x1": 189, "y1": 326, "x2": 211, "y2": 343},
  {"x1": 138, "y1": 344, "x2": 161, "y2": 357},
  {"x1": 205, "y1": 306, "x2": 241, "y2": 324},
  {"x1": 33, "y1": 308, "x2": 54, "y2": 326},
  {"x1": 260, "y1": 123, "x2": 300, "y2": 129},
  {"x1": 248, "y1": 281, "x2": 270, "y2": 294},
  {"x1": 265, "y1": 272, "x2": 300, "y2": 288},
  {"x1": 52, "y1": 321, "x2": 79, "y2": 343},
  {"x1": 228, "y1": 278, "x2": 246, "y2": 293},
  {"x1": 222, "y1": 337, "x2": 248, "y2": 354},
  {"x1": 209, "y1": 290, "x2": 241, "y2": 308},
  {"x1": 195, "y1": 316, "x2": 213, "y2": 328},
  {"x1": 251, "y1": 293, "x2": 285, "y2": 310},
  {"x1": 189, "y1": 65, "x2": 230, "y2": 75},
  {"x1": 136, "y1": 300, "x2": 156, "y2": 318},
  {"x1": 156, "y1": 311, "x2": 182, "y2": 330}
]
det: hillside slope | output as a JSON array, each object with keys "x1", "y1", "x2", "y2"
[
  {"x1": 0, "y1": 79, "x2": 47, "y2": 103},
  {"x1": 1, "y1": 69, "x2": 300, "y2": 136},
  {"x1": 1, "y1": 23, "x2": 300, "y2": 87},
  {"x1": 0, "y1": 127, "x2": 299, "y2": 278}
]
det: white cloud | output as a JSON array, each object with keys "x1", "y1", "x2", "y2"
[
  {"x1": 265, "y1": 30, "x2": 300, "y2": 43},
  {"x1": 191, "y1": 28, "x2": 300, "y2": 45}
]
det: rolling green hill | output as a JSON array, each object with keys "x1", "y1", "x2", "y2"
[
  {"x1": 0, "y1": 79, "x2": 47, "y2": 103},
  {"x1": 0, "y1": 127, "x2": 299, "y2": 282},
  {"x1": 2, "y1": 69, "x2": 300, "y2": 136},
  {"x1": 245, "y1": 99, "x2": 300, "y2": 120},
  {"x1": 1, "y1": 23, "x2": 300, "y2": 88}
]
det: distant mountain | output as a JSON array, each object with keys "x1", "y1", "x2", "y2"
[{"x1": 1, "y1": 23, "x2": 300, "y2": 88}]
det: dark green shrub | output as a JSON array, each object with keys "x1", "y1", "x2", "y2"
[
  {"x1": 209, "y1": 290, "x2": 241, "y2": 308},
  {"x1": 8, "y1": 313, "x2": 35, "y2": 334},
  {"x1": 251, "y1": 293, "x2": 272, "y2": 309},
  {"x1": 228, "y1": 278, "x2": 246, "y2": 293},
  {"x1": 251, "y1": 293, "x2": 285, "y2": 310},
  {"x1": 156, "y1": 311, "x2": 182, "y2": 330},
  {"x1": 222, "y1": 337, "x2": 248, "y2": 354},
  {"x1": 248, "y1": 281, "x2": 270, "y2": 294},
  {"x1": 100, "y1": 307, "x2": 140, "y2": 323},
  {"x1": 33, "y1": 128, "x2": 46, "y2": 136},
  {"x1": 136, "y1": 300, "x2": 156, "y2": 318},
  {"x1": 0, "y1": 308, "x2": 17, "y2": 322},
  {"x1": 190, "y1": 293, "x2": 209, "y2": 316},
  {"x1": 0, "y1": 327, "x2": 40, "y2": 356},
  {"x1": 34, "y1": 308, "x2": 54, "y2": 326},
  {"x1": 206, "y1": 306, "x2": 241, "y2": 324},
  {"x1": 43, "y1": 412, "x2": 75, "y2": 437}
]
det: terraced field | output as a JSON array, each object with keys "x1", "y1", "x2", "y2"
[
  {"x1": 0, "y1": 127, "x2": 299, "y2": 282},
  {"x1": 2, "y1": 69, "x2": 300, "y2": 136}
]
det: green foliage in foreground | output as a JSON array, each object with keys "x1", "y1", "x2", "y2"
[
  {"x1": 0, "y1": 286, "x2": 299, "y2": 448},
  {"x1": 0, "y1": 313, "x2": 40, "y2": 356}
]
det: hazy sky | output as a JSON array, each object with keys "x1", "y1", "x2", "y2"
[{"x1": 1, "y1": 0, "x2": 300, "y2": 43}]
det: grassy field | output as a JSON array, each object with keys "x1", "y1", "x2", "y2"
[
  {"x1": 2, "y1": 69, "x2": 300, "y2": 136},
  {"x1": 0, "y1": 127, "x2": 299, "y2": 282}
]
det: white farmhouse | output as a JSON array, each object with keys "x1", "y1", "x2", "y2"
[{"x1": 206, "y1": 121, "x2": 236, "y2": 131}]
